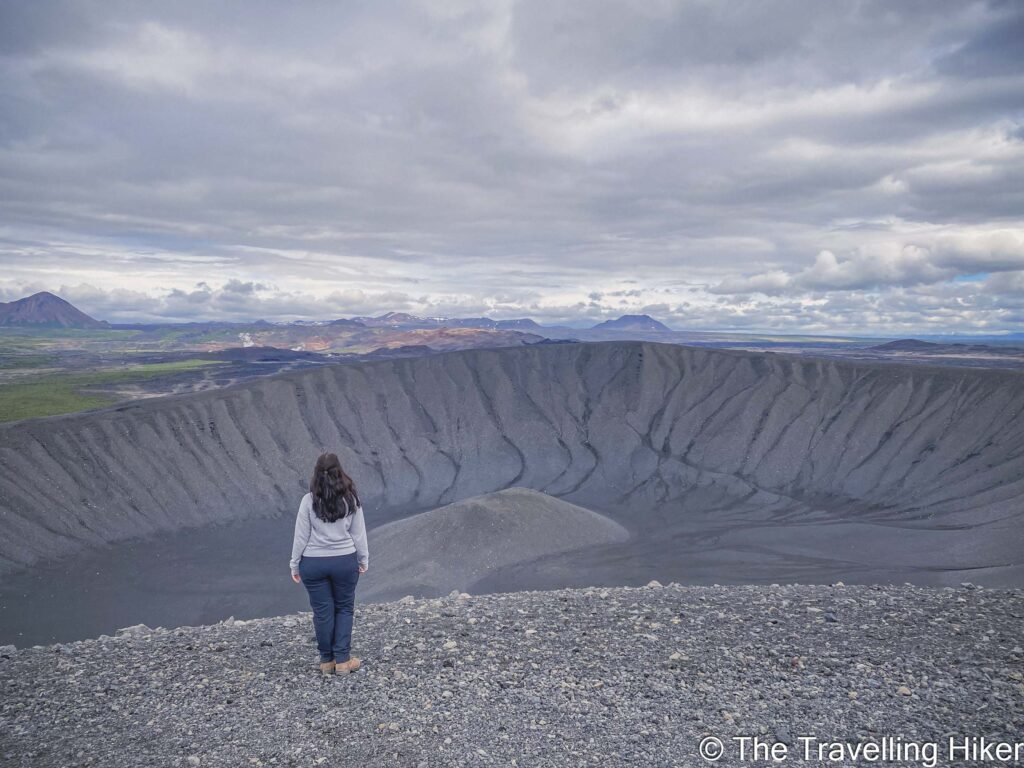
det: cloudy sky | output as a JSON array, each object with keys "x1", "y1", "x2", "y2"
[{"x1": 1, "y1": 1, "x2": 1022, "y2": 333}]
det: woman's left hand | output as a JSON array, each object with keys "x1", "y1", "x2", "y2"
[{"x1": 291, "y1": 572, "x2": 301, "y2": 584}]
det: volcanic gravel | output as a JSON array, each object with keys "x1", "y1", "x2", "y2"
[{"x1": 2, "y1": 583, "x2": 1022, "y2": 767}]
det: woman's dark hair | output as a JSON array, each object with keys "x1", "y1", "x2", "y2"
[{"x1": 309, "y1": 452, "x2": 360, "y2": 523}]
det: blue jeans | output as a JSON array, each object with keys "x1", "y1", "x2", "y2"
[{"x1": 299, "y1": 553, "x2": 360, "y2": 663}]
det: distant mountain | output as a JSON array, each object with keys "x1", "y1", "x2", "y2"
[
  {"x1": 111, "y1": 320, "x2": 270, "y2": 331},
  {"x1": 591, "y1": 314, "x2": 671, "y2": 332},
  {"x1": 495, "y1": 318, "x2": 542, "y2": 330},
  {"x1": 440, "y1": 316, "x2": 483, "y2": 326},
  {"x1": 0, "y1": 292, "x2": 109, "y2": 329},
  {"x1": 377, "y1": 312, "x2": 424, "y2": 325},
  {"x1": 449, "y1": 317, "x2": 543, "y2": 330},
  {"x1": 352, "y1": 312, "x2": 543, "y2": 331},
  {"x1": 351, "y1": 312, "x2": 434, "y2": 328}
]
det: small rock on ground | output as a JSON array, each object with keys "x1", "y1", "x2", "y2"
[{"x1": 1, "y1": 584, "x2": 1021, "y2": 767}]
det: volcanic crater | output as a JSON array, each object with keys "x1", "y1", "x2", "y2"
[{"x1": 1, "y1": 340, "x2": 1021, "y2": 592}]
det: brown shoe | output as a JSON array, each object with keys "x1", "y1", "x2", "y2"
[
  {"x1": 335, "y1": 657, "x2": 361, "y2": 674},
  {"x1": 319, "y1": 661, "x2": 336, "y2": 676}
]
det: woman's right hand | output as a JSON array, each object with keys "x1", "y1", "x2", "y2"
[{"x1": 291, "y1": 572, "x2": 301, "y2": 584}]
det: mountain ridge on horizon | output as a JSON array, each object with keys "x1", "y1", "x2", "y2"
[
  {"x1": 0, "y1": 291, "x2": 679, "y2": 334},
  {"x1": 7, "y1": 291, "x2": 1024, "y2": 342}
]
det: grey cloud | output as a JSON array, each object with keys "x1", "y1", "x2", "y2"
[
  {"x1": 166, "y1": 285, "x2": 212, "y2": 305},
  {"x1": 222, "y1": 280, "x2": 266, "y2": 294},
  {"x1": 0, "y1": 1, "x2": 1022, "y2": 333},
  {"x1": 935, "y1": 7, "x2": 1024, "y2": 78},
  {"x1": 510, "y1": 0, "x2": 980, "y2": 92}
]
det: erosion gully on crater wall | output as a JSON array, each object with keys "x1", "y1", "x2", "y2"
[{"x1": 1, "y1": 340, "x2": 1023, "y2": 585}]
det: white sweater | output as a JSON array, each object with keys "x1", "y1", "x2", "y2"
[{"x1": 289, "y1": 493, "x2": 369, "y2": 575}]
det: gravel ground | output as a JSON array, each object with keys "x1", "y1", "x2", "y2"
[{"x1": 2, "y1": 583, "x2": 1022, "y2": 767}]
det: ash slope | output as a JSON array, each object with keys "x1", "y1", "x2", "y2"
[
  {"x1": 360, "y1": 487, "x2": 628, "y2": 601},
  {"x1": 2, "y1": 341, "x2": 1024, "y2": 578},
  {"x1": 1, "y1": 584, "x2": 1021, "y2": 767}
]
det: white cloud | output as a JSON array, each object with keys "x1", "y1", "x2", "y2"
[
  {"x1": 712, "y1": 226, "x2": 1024, "y2": 296},
  {"x1": 710, "y1": 270, "x2": 792, "y2": 296},
  {"x1": 68, "y1": 22, "x2": 212, "y2": 94}
]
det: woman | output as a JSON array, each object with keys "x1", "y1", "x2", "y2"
[{"x1": 290, "y1": 452, "x2": 369, "y2": 676}]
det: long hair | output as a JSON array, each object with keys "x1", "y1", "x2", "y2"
[{"x1": 309, "y1": 452, "x2": 360, "y2": 523}]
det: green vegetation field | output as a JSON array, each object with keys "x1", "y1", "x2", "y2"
[
  {"x1": 0, "y1": 327, "x2": 140, "y2": 350},
  {"x1": 0, "y1": 360, "x2": 221, "y2": 423}
]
